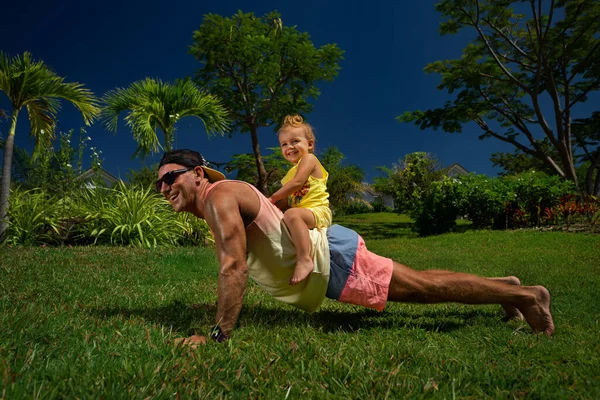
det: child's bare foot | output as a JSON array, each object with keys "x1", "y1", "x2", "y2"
[
  {"x1": 289, "y1": 259, "x2": 314, "y2": 285},
  {"x1": 516, "y1": 285, "x2": 554, "y2": 336}
]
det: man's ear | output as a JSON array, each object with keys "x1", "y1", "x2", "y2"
[{"x1": 194, "y1": 165, "x2": 205, "y2": 179}]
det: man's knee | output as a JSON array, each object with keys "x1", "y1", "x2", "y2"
[{"x1": 387, "y1": 262, "x2": 427, "y2": 301}]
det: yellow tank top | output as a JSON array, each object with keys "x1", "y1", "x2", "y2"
[{"x1": 281, "y1": 156, "x2": 330, "y2": 209}]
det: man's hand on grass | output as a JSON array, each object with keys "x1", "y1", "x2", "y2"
[{"x1": 174, "y1": 335, "x2": 207, "y2": 347}]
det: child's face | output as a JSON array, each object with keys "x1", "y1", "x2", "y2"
[{"x1": 278, "y1": 126, "x2": 314, "y2": 164}]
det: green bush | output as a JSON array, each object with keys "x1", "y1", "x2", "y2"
[
  {"x1": 5, "y1": 188, "x2": 60, "y2": 245},
  {"x1": 502, "y1": 172, "x2": 576, "y2": 227},
  {"x1": 410, "y1": 176, "x2": 459, "y2": 236},
  {"x1": 370, "y1": 199, "x2": 392, "y2": 213},
  {"x1": 456, "y1": 174, "x2": 514, "y2": 229},
  {"x1": 456, "y1": 172, "x2": 577, "y2": 229},
  {"x1": 90, "y1": 182, "x2": 188, "y2": 247},
  {"x1": 176, "y1": 212, "x2": 214, "y2": 247},
  {"x1": 4, "y1": 183, "x2": 215, "y2": 247},
  {"x1": 65, "y1": 185, "x2": 115, "y2": 245},
  {"x1": 548, "y1": 194, "x2": 600, "y2": 230},
  {"x1": 339, "y1": 199, "x2": 374, "y2": 216}
]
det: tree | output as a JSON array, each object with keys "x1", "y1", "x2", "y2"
[
  {"x1": 1, "y1": 128, "x2": 96, "y2": 193},
  {"x1": 320, "y1": 146, "x2": 364, "y2": 214},
  {"x1": 101, "y1": 78, "x2": 230, "y2": 158},
  {"x1": 374, "y1": 152, "x2": 445, "y2": 214},
  {"x1": 227, "y1": 148, "x2": 289, "y2": 194},
  {"x1": 190, "y1": 10, "x2": 344, "y2": 194},
  {"x1": 374, "y1": 152, "x2": 458, "y2": 236},
  {"x1": 399, "y1": 0, "x2": 600, "y2": 194},
  {"x1": 572, "y1": 111, "x2": 600, "y2": 195},
  {"x1": 0, "y1": 138, "x2": 31, "y2": 185},
  {"x1": 490, "y1": 139, "x2": 558, "y2": 176},
  {"x1": 0, "y1": 51, "x2": 99, "y2": 240},
  {"x1": 125, "y1": 163, "x2": 160, "y2": 190},
  {"x1": 491, "y1": 112, "x2": 600, "y2": 195}
]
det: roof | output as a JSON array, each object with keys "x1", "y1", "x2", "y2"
[
  {"x1": 445, "y1": 163, "x2": 470, "y2": 177},
  {"x1": 76, "y1": 167, "x2": 120, "y2": 187}
]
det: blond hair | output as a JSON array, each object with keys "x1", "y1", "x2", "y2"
[{"x1": 278, "y1": 115, "x2": 316, "y2": 153}]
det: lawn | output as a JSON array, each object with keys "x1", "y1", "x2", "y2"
[{"x1": 1, "y1": 213, "x2": 599, "y2": 398}]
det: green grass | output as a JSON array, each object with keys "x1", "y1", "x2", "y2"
[{"x1": 1, "y1": 213, "x2": 600, "y2": 398}]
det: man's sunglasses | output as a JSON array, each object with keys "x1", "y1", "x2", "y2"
[{"x1": 155, "y1": 167, "x2": 193, "y2": 192}]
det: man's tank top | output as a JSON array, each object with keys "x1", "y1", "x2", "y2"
[{"x1": 204, "y1": 180, "x2": 330, "y2": 312}]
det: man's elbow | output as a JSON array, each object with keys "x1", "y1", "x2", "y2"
[{"x1": 219, "y1": 259, "x2": 249, "y2": 277}]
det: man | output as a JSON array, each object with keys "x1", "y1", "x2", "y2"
[{"x1": 157, "y1": 149, "x2": 554, "y2": 343}]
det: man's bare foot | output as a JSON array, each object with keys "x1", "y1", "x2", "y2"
[
  {"x1": 516, "y1": 286, "x2": 554, "y2": 336},
  {"x1": 289, "y1": 259, "x2": 314, "y2": 285},
  {"x1": 494, "y1": 276, "x2": 525, "y2": 321},
  {"x1": 174, "y1": 335, "x2": 207, "y2": 348}
]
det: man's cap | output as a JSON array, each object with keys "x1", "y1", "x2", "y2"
[{"x1": 159, "y1": 149, "x2": 226, "y2": 183}]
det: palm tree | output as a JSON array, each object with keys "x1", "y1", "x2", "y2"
[
  {"x1": 101, "y1": 78, "x2": 230, "y2": 158},
  {"x1": 0, "y1": 51, "x2": 100, "y2": 240}
]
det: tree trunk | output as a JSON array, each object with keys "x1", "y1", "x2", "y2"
[
  {"x1": 0, "y1": 110, "x2": 18, "y2": 241},
  {"x1": 555, "y1": 140, "x2": 580, "y2": 192},
  {"x1": 584, "y1": 151, "x2": 600, "y2": 196},
  {"x1": 164, "y1": 126, "x2": 174, "y2": 152},
  {"x1": 585, "y1": 160, "x2": 594, "y2": 196},
  {"x1": 249, "y1": 123, "x2": 268, "y2": 195},
  {"x1": 593, "y1": 164, "x2": 600, "y2": 197}
]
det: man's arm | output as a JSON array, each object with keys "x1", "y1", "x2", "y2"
[
  {"x1": 272, "y1": 197, "x2": 290, "y2": 212},
  {"x1": 203, "y1": 185, "x2": 250, "y2": 337}
]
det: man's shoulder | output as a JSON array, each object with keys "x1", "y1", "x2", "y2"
[
  {"x1": 207, "y1": 180, "x2": 264, "y2": 222},
  {"x1": 207, "y1": 180, "x2": 263, "y2": 203},
  {"x1": 209, "y1": 180, "x2": 255, "y2": 195}
]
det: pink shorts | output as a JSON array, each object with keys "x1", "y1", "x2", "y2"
[{"x1": 325, "y1": 225, "x2": 394, "y2": 311}]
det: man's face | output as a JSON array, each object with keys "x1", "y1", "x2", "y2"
[{"x1": 157, "y1": 163, "x2": 197, "y2": 213}]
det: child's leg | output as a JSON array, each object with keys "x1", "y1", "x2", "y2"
[{"x1": 283, "y1": 208, "x2": 316, "y2": 285}]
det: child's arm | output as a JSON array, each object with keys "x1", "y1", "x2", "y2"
[{"x1": 269, "y1": 154, "x2": 319, "y2": 203}]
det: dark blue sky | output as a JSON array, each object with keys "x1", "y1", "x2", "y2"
[{"x1": 0, "y1": 0, "x2": 547, "y2": 181}]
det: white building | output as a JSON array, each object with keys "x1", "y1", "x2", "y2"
[{"x1": 76, "y1": 167, "x2": 121, "y2": 188}]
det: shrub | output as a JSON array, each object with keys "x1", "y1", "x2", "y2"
[
  {"x1": 176, "y1": 212, "x2": 214, "y2": 247},
  {"x1": 456, "y1": 172, "x2": 577, "y2": 230},
  {"x1": 410, "y1": 177, "x2": 459, "y2": 236},
  {"x1": 89, "y1": 182, "x2": 188, "y2": 247},
  {"x1": 5, "y1": 188, "x2": 60, "y2": 245},
  {"x1": 502, "y1": 171, "x2": 577, "y2": 228},
  {"x1": 455, "y1": 174, "x2": 513, "y2": 229},
  {"x1": 338, "y1": 199, "x2": 374, "y2": 216},
  {"x1": 64, "y1": 185, "x2": 116, "y2": 245},
  {"x1": 550, "y1": 194, "x2": 600, "y2": 230},
  {"x1": 371, "y1": 199, "x2": 392, "y2": 213},
  {"x1": 5, "y1": 183, "x2": 214, "y2": 247}
]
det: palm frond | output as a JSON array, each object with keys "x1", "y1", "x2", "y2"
[
  {"x1": 101, "y1": 77, "x2": 230, "y2": 156},
  {"x1": 128, "y1": 107, "x2": 162, "y2": 158},
  {"x1": 175, "y1": 79, "x2": 230, "y2": 135},
  {"x1": 25, "y1": 99, "x2": 55, "y2": 156},
  {"x1": 0, "y1": 51, "x2": 100, "y2": 134},
  {"x1": 36, "y1": 81, "x2": 100, "y2": 125}
]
